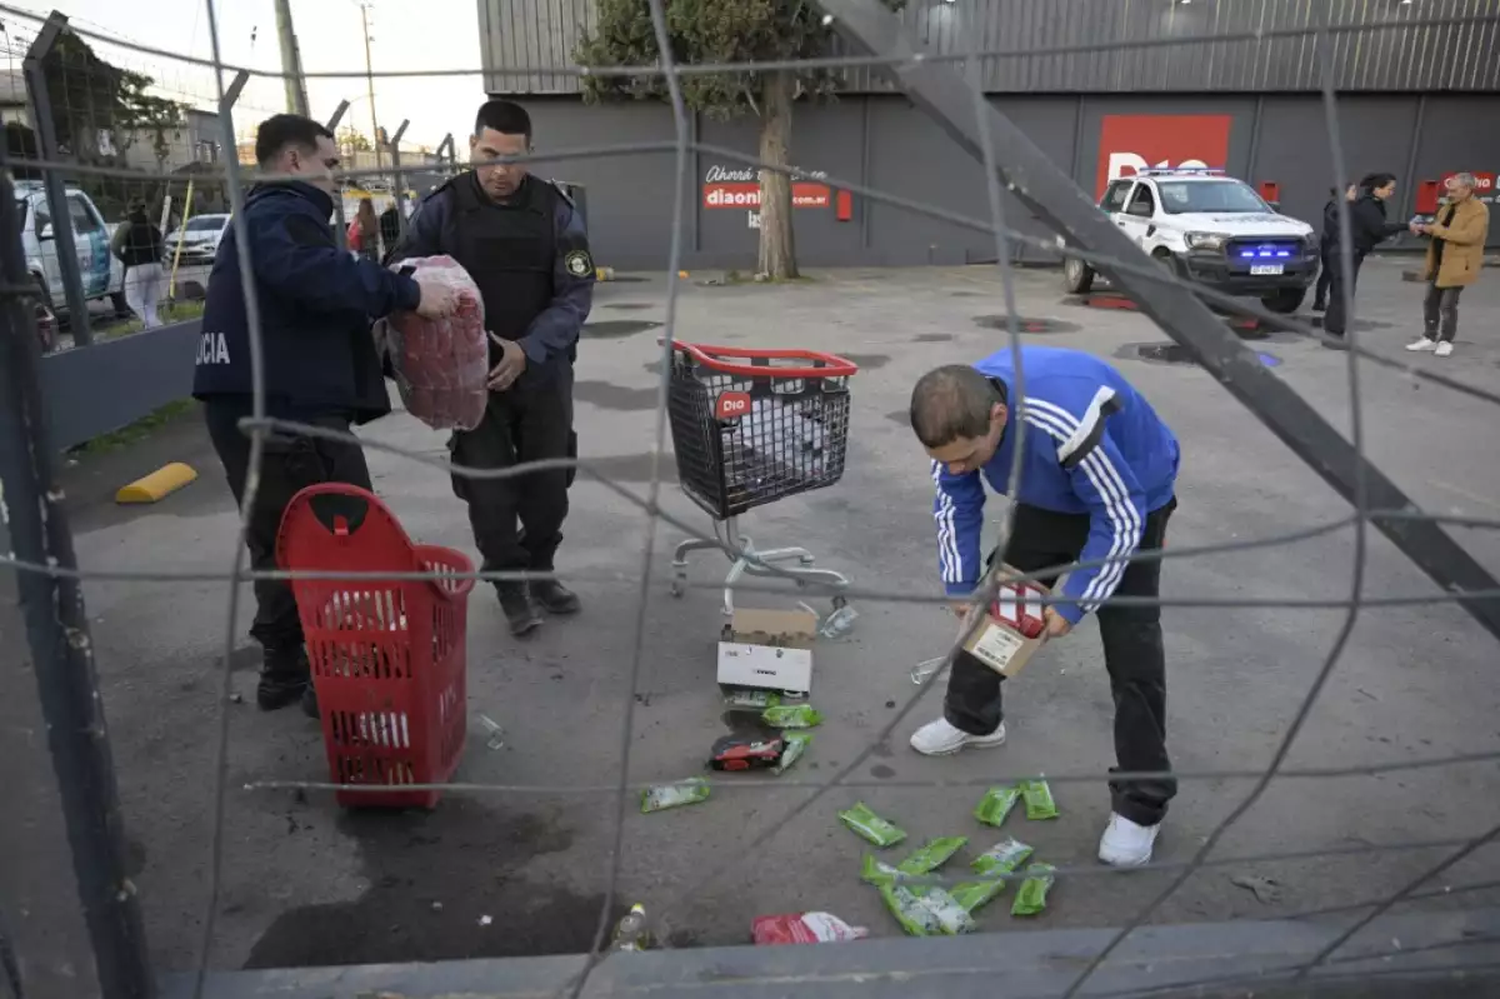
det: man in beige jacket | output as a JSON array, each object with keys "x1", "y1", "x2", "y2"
[{"x1": 1406, "y1": 172, "x2": 1491, "y2": 357}]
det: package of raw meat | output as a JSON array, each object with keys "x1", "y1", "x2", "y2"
[
  {"x1": 384, "y1": 255, "x2": 488, "y2": 431},
  {"x1": 751, "y1": 912, "x2": 869, "y2": 946}
]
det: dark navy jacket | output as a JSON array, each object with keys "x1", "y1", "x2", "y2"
[
  {"x1": 389, "y1": 172, "x2": 592, "y2": 386},
  {"x1": 192, "y1": 181, "x2": 421, "y2": 423}
]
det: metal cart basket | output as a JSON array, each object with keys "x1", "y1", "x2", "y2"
[{"x1": 665, "y1": 340, "x2": 858, "y2": 616}]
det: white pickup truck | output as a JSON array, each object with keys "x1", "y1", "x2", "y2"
[
  {"x1": 14, "y1": 180, "x2": 128, "y2": 317},
  {"x1": 1063, "y1": 168, "x2": 1319, "y2": 314}
]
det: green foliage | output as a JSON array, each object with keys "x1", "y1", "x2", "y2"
[
  {"x1": 575, "y1": 0, "x2": 904, "y2": 119},
  {"x1": 41, "y1": 29, "x2": 187, "y2": 164}
]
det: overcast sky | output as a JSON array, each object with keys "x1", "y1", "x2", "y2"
[{"x1": 4, "y1": 0, "x2": 488, "y2": 148}]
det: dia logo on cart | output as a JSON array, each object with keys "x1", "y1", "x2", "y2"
[{"x1": 715, "y1": 391, "x2": 752, "y2": 420}]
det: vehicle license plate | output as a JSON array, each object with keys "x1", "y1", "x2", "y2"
[{"x1": 1250, "y1": 264, "x2": 1284, "y2": 276}]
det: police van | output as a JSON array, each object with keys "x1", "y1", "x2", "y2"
[
  {"x1": 14, "y1": 181, "x2": 128, "y2": 317},
  {"x1": 1063, "y1": 168, "x2": 1318, "y2": 314}
]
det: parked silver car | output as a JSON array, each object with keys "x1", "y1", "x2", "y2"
[{"x1": 165, "y1": 213, "x2": 232, "y2": 265}]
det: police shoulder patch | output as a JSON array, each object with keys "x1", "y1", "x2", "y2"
[{"x1": 564, "y1": 249, "x2": 594, "y2": 278}]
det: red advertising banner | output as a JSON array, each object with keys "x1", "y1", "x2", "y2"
[
  {"x1": 1417, "y1": 172, "x2": 1497, "y2": 213},
  {"x1": 1094, "y1": 114, "x2": 1233, "y2": 198},
  {"x1": 703, "y1": 182, "x2": 832, "y2": 210}
]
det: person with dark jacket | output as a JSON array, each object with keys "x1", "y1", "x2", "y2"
[
  {"x1": 112, "y1": 200, "x2": 166, "y2": 327},
  {"x1": 1322, "y1": 172, "x2": 1409, "y2": 343},
  {"x1": 1312, "y1": 183, "x2": 1357, "y2": 312},
  {"x1": 388, "y1": 99, "x2": 594, "y2": 638},
  {"x1": 193, "y1": 113, "x2": 458, "y2": 715},
  {"x1": 378, "y1": 204, "x2": 402, "y2": 257}
]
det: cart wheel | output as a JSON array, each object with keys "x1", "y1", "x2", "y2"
[
  {"x1": 669, "y1": 578, "x2": 685, "y2": 598},
  {"x1": 832, "y1": 595, "x2": 848, "y2": 611},
  {"x1": 798, "y1": 553, "x2": 817, "y2": 565}
]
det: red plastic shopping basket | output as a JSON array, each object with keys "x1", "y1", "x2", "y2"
[
  {"x1": 277, "y1": 484, "x2": 475, "y2": 809},
  {"x1": 667, "y1": 341, "x2": 858, "y2": 520}
]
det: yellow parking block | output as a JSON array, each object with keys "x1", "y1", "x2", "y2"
[
  {"x1": 596, "y1": 266, "x2": 616, "y2": 281},
  {"x1": 116, "y1": 462, "x2": 198, "y2": 504}
]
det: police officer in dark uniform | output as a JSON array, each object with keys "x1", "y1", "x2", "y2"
[
  {"x1": 389, "y1": 100, "x2": 594, "y2": 637},
  {"x1": 194, "y1": 113, "x2": 458, "y2": 714}
]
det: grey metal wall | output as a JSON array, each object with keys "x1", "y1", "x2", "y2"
[
  {"x1": 480, "y1": 0, "x2": 1500, "y2": 95},
  {"x1": 524, "y1": 92, "x2": 1500, "y2": 270}
]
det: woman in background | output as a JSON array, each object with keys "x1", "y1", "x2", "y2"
[
  {"x1": 1321, "y1": 172, "x2": 1409, "y2": 344},
  {"x1": 347, "y1": 197, "x2": 380, "y2": 261},
  {"x1": 1312, "y1": 183, "x2": 1357, "y2": 312}
]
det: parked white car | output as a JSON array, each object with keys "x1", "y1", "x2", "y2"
[
  {"x1": 14, "y1": 180, "x2": 128, "y2": 316},
  {"x1": 165, "y1": 213, "x2": 232, "y2": 266},
  {"x1": 1063, "y1": 168, "x2": 1319, "y2": 314}
]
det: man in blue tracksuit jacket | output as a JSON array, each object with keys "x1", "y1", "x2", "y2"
[
  {"x1": 193, "y1": 113, "x2": 457, "y2": 716},
  {"x1": 908, "y1": 346, "x2": 1180, "y2": 867}
]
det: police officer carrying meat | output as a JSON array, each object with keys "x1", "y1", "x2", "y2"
[
  {"x1": 194, "y1": 113, "x2": 459, "y2": 714},
  {"x1": 389, "y1": 99, "x2": 594, "y2": 636}
]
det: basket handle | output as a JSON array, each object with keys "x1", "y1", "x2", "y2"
[{"x1": 668, "y1": 339, "x2": 859, "y2": 379}]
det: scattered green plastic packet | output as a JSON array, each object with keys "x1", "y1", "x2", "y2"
[
  {"x1": 974, "y1": 785, "x2": 1021, "y2": 827},
  {"x1": 640, "y1": 778, "x2": 711, "y2": 814},
  {"x1": 951, "y1": 880, "x2": 1006, "y2": 913},
  {"x1": 971, "y1": 837, "x2": 1034, "y2": 878},
  {"x1": 724, "y1": 688, "x2": 780, "y2": 709},
  {"x1": 897, "y1": 836, "x2": 968, "y2": 875},
  {"x1": 1020, "y1": 778, "x2": 1059, "y2": 820},
  {"x1": 860, "y1": 854, "x2": 903, "y2": 887},
  {"x1": 762, "y1": 704, "x2": 823, "y2": 729},
  {"x1": 838, "y1": 802, "x2": 907, "y2": 847},
  {"x1": 1011, "y1": 862, "x2": 1056, "y2": 916},
  {"x1": 880, "y1": 884, "x2": 975, "y2": 936},
  {"x1": 772, "y1": 731, "x2": 812, "y2": 775}
]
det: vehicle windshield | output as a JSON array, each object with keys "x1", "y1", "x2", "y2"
[
  {"x1": 1157, "y1": 180, "x2": 1269, "y2": 214},
  {"x1": 187, "y1": 216, "x2": 225, "y2": 232}
]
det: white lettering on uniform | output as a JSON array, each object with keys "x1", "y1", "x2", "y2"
[{"x1": 196, "y1": 331, "x2": 230, "y2": 365}]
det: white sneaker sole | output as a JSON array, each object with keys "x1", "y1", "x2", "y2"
[
  {"x1": 1098, "y1": 849, "x2": 1154, "y2": 868},
  {"x1": 910, "y1": 732, "x2": 1007, "y2": 757}
]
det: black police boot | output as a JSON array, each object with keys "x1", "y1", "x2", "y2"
[
  {"x1": 498, "y1": 583, "x2": 543, "y2": 636},
  {"x1": 530, "y1": 578, "x2": 582, "y2": 616},
  {"x1": 257, "y1": 645, "x2": 311, "y2": 711},
  {"x1": 1311, "y1": 299, "x2": 1327, "y2": 312}
]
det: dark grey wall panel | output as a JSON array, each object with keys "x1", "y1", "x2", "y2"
[
  {"x1": 481, "y1": 0, "x2": 1500, "y2": 95},
  {"x1": 1407, "y1": 94, "x2": 1500, "y2": 242}
]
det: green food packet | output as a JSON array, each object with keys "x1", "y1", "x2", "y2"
[
  {"x1": 860, "y1": 854, "x2": 903, "y2": 887},
  {"x1": 951, "y1": 880, "x2": 1006, "y2": 913},
  {"x1": 640, "y1": 778, "x2": 711, "y2": 814},
  {"x1": 971, "y1": 837, "x2": 1034, "y2": 878},
  {"x1": 762, "y1": 704, "x2": 824, "y2": 729},
  {"x1": 974, "y1": 785, "x2": 1021, "y2": 827},
  {"x1": 723, "y1": 688, "x2": 780, "y2": 709},
  {"x1": 771, "y1": 731, "x2": 812, "y2": 775},
  {"x1": 897, "y1": 836, "x2": 968, "y2": 875},
  {"x1": 1021, "y1": 779, "x2": 1059, "y2": 820},
  {"x1": 1011, "y1": 862, "x2": 1056, "y2": 916},
  {"x1": 838, "y1": 801, "x2": 907, "y2": 847},
  {"x1": 881, "y1": 885, "x2": 975, "y2": 936}
]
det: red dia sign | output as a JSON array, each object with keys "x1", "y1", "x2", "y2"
[
  {"x1": 715, "y1": 391, "x2": 752, "y2": 420},
  {"x1": 1094, "y1": 114, "x2": 1233, "y2": 198},
  {"x1": 703, "y1": 182, "x2": 832, "y2": 209}
]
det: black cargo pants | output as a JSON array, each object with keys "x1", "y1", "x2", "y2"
[
  {"x1": 945, "y1": 498, "x2": 1178, "y2": 827},
  {"x1": 204, "y1": 401, "x2": 372, "y2": 659},
  {"x1": 450, "y1": 367, "x2": 576, "y2": 577}
]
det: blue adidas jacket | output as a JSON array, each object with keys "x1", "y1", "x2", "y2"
[{"x1": 933, "y1": 346, "x2": 1180, "y2": 624}]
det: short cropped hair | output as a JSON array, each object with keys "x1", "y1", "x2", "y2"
[
  {"x1": 1450, "y1": 172, "x2": 1478, "y2": 188},
  {"x1": 475, "y1": 100, "x2": 532, "y2": 143},
  {"x1": 254, "y1": 114, "x2": 333, "y2": 167},
  {"x1": 909, "y1": 365, "x2": 1003, "y2": 449}
]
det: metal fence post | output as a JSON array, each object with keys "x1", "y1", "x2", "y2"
[
  {"x1": 388, "y1": 119, "x2": 410, "y2": 238},
  {"x1": 0, "y1": 174, "x2": 154, "y2": 998},
  {"x1": 327, "y1": 104, "x2": 350, "y2": 251},
  {"x1": 436, "y1": 133, "x2": 456, "y2": 182},
  {"x1": 22, "y1": 12, "x2": 92, "y2": 347}
]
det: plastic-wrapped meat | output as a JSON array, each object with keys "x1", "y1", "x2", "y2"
[{"x1": 385, "y1": 255, "x2": 488, "y2": 431}]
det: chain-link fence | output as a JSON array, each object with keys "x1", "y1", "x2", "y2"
[{"x1": 2, "y1": 1, "x2": 1499, "y2": 998}]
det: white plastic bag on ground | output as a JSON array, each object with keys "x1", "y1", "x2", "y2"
[{"x1": 384, "y1": 255, "x2": 487, "y2": 431}]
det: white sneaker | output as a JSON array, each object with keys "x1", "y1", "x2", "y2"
[
  {"x1": 908, "y1": 718, "x2": 1006, "y2": 756},
  {"x1": 1098, "y1": 813, "x2": 1160, "y2": 867},
  {"x1": 1405, "y1": 337, "x2": 1438, "y2": 352},
  {"x1": 1434, "y1": 341, "x2": 1454, "y2": 358}
]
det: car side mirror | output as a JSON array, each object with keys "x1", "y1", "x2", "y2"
[
  {"x1": 37, "y1": 223, "x2": 54, "y2": 240},
  {"x1": 1266, "y1": 200, "x2": 1281, "y2": 211}
]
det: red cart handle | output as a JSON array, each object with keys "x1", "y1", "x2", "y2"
[{"x1": 670, "y1": 340, "x2": 859, "y2": 379}]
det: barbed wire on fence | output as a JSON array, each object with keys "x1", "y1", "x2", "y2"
[{"x1": 0, "y1": 2, "x2": 1497, "y2": 999}]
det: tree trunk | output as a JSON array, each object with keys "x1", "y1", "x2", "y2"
[{"x1": 756, "y1": 69, "x2": 799, "y2": 280}]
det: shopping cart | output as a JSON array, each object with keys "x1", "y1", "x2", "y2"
[
  {"x1": 277, "y1": 484, "x2": 475, "y2": 809},
  {"x1": 665, "y1": 340, "x2": 858, "y2": 616}
]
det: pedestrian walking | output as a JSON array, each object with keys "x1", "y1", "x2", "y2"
[
  {"x1": 1322, "y1": 172, "x2": 1410, "y2": 344},
  {"x1": 390, "y1": 99, "x2": 595, "y2": 637},
  {"x1": 348, "y1": 196, "x2": 381, "y2": 261},
  {"x1": 907, "y1": 347, "x2": 1181, "y2": 867},
  {"x1": 112, "y1": 199, "x2": 166, "y2": 328},
  {"x1": 1311, "y1": 183, "x2": 1357, "y2": 312},
  {"x1": 193, "y1": 113, "x2": 459, "y2": 715},
  {"x1": 1405, "y1": 172, "x2": 1490, "y2": 358}
]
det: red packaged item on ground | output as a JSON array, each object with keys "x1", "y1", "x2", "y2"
[
  {"x1": 751, "y1": 912, "x2": 869, "y2": 945},
  {"x1": 384, "y1": 255, "x2": 488, "y2": 431}
]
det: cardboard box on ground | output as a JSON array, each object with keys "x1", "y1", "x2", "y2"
[
  {"x1": 717, "y1": 607, "x2": 818, "y2": 695},
  {"x1": 960, "y1": 566, "x2": 1051, "y2": 678}
]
